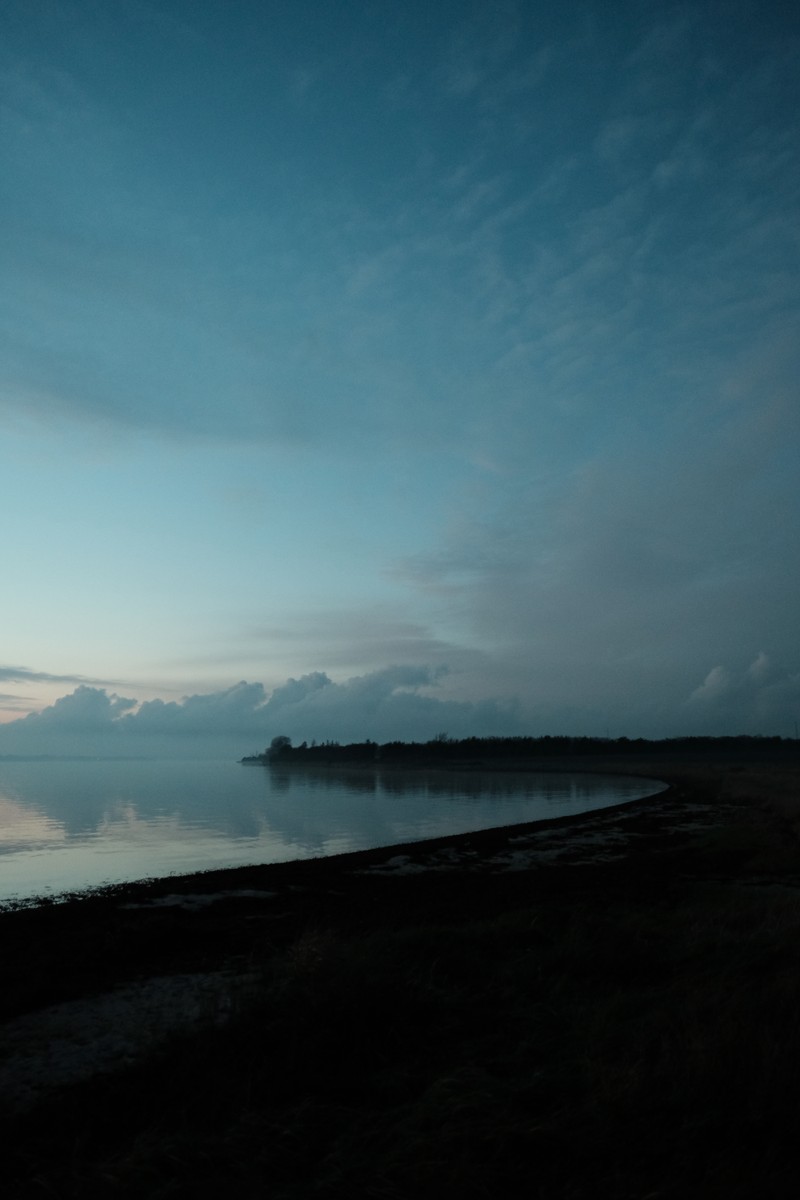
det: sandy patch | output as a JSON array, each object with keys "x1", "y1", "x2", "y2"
[{"x1": 0, "y1": 969, "x2": 259, "y2": 1112}]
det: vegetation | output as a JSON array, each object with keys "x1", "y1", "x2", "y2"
[{"x1": 243, "y1": 732, "x2": 798, "y2": 765}]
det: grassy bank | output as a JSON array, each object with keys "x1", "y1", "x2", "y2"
[{"x1": 2, "y1": 758, "x2": 800, "y2": 1197}]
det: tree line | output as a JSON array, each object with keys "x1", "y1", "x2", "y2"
[{"x1": 240, "y1": 733, "x2": 797, "y2": 766}]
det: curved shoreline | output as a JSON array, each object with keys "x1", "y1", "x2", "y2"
[
  {"x1": 0, "y1": 755, "x2": 794, "y2": 1025},
  {"x1": 2, "y1": 752, "x2": 800, "y2": 1196},
  {"x1": 2, "y1": 747, "x2": 796, "y2": 919},
  {"x1": 0, "y1": 762, "x2": 668, "y2": 912}
]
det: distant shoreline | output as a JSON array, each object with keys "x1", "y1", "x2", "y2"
[{"x1": 242, "y1": 733, "x2": 799, "y2": 770}]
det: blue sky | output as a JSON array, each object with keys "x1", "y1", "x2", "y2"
[{"x1": 2, "y1": 0, "x2": 799, "y2": 755}]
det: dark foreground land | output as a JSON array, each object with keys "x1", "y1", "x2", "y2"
[{"x1": 2, "y1": 752, "x2": 800, "y2": 1197}]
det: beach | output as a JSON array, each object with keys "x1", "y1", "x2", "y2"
[{"x1": 1, "y1": 751, "x2": 799, "y2": 1196}]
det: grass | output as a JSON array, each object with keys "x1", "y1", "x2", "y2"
[{"x1": 4, "y1": 765, "x2": 800, "y2": 1197}]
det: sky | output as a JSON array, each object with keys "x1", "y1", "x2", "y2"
[{"x1": 1, "y1": 0, "x2": 799, "y2": 757}]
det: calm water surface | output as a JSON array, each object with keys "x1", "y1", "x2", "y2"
[{"x1": 0, "y1": 759, "x2": 667, "y2": 905}]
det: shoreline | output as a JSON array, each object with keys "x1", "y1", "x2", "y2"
[
  {"x1": 2, "y1": 747, "x2": 796, "y2": 916},
  {"x1": 0, "y1": 757, "x2": 669, "y2": 913},
  {"x1": 2, "y1": 751, "x2": 800, "y2": 1195},
  {"x1": 0, "y1": 753, "x2": 794, "y2": 1005}
]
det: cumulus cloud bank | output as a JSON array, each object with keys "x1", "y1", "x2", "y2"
[
  {"x1": 1, "y1": 651, "x2": 796, "y2": 761},
  {"x1": 686, "y1": 654, "x2": 800, "y2": 735},
  {"x1": 0, "y1": 667, "x2": 523, "y2": 759}
]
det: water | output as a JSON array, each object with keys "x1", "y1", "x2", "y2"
[{"x1": 0, "y1": 758, "x2": 667, "y2": 905}]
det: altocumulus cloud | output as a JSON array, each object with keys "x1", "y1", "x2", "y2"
[{"x1": 0, "y1": 668, "x2": 523, "y2": 759}]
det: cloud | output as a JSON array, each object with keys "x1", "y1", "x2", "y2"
[
  {"x1": 392, "y1": 377, "x2": 800, "y2": 738},
  {"x1": 247, "y1": 607, "x2": 481, "y2": 675},
  {"x1": 0, "y1": 667, "x2": 120, "y2": 721},
  {"x1": 688, "y1": 666, "x2": 731, "y2": 707},
  {"x1": 0, "y1": 668, "x2": 524, "y2": 759},
  {"x1": 126, "y1": 682, "x2": 269, "y2": 737},
  {"x1": 685, "y1": 654, "x2": 800, "y2": 735},
  {"x1": 3, "y1": 4, "x2": 796, "y2": 481},
  {"x1": 252, "y1": 665, "x2": 521, "y2": 747},
  {"x1": 0, "y1": 666, "x2": 114, "y2": 686},
  {"x1": 1, "y1": 682, "x2": 271, "y2": 754},
  {"x1": 16, "y1": 686, "x2": 137, "y2": 732}
]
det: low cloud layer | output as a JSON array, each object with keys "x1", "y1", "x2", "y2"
[
  {"x1": 0, "y1": 653, "x2": 795, "y2": 762},
  {"x1": 0, "y1": 667, "x2": 524, "y2": 759}
]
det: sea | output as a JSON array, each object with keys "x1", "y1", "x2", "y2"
[{"x1": 0, "y1": 757, "x2": 667, "y2": 906}]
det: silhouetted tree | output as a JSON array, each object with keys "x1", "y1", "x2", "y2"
[{"x1": 268, "y1": 735, "x2": 292, "y2": 760}]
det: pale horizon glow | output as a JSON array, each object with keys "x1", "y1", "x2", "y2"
[{"x1": 1, "y1": 0, "x2": 798, "y2": 756}]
